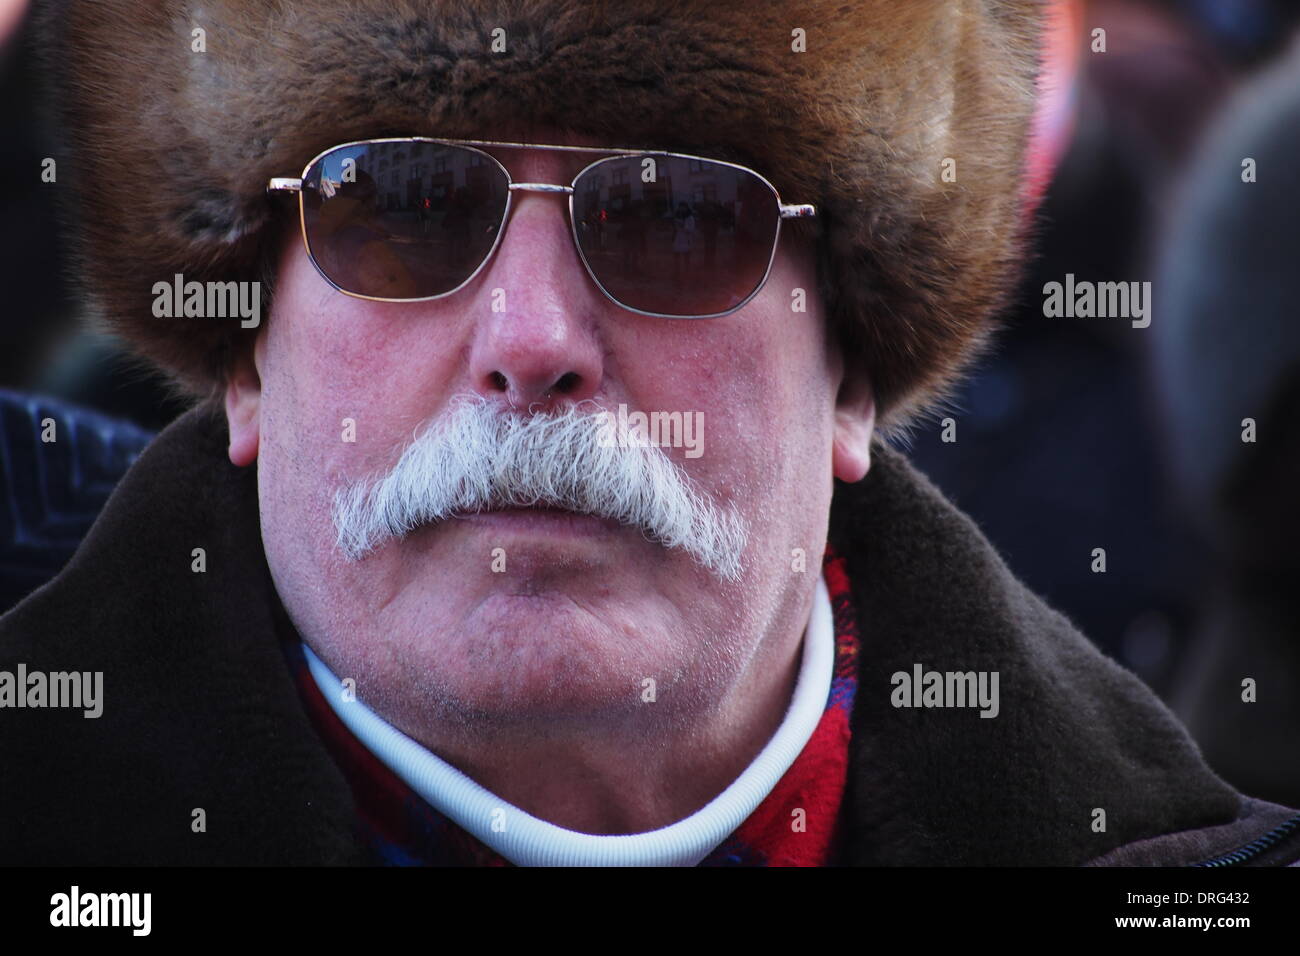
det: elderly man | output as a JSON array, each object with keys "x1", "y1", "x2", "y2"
[{"x1": 3, "y1": 0, "x2": 1298, "y2": 867}]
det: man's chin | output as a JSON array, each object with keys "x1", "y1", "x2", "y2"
[
  {"x1": 391, "y1": 587, "x2": 680, "y2": 725},
  {"x1": 334, "y1": 526, "x2": 720, "y2": 725},
  {"x1": 416, "y1": 625, "x2": 655, "y2": 726}
]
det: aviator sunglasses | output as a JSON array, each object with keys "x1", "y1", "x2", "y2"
[{"x1": 268, "y1": 137, "x2": 817, "y2": 318}]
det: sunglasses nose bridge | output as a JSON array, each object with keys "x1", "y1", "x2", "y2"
[
  {"x1": 507, "y1": 182, "x2": 576, "y2": 196},
  {"x1": 486, "y1": 185, "x2": 602, "y2": 303},
  {"x1": 491, "y1": 181, "x2": 605, "y2": 300},
  {"x1": 499, "y1": 180, "x2": 605, "y2": 291}
]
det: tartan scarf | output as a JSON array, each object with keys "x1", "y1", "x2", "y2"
[{"x1": 280, "y1": 545, "x2": 861, "y2": 866}]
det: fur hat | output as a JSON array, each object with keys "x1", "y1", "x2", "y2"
[{"x1": 36, "y1": 0, "x2": 1041, "y2": 429}]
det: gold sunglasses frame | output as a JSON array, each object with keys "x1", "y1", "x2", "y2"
[{"x1": 267, "y1": 136, "x2": 817, "y2": 319}]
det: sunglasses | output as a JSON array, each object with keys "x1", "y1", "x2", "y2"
[{"x1": 267, "y1": 137, "x2": 816, "y2": 318}]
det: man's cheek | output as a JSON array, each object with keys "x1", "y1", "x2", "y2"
[
  {"x1": 258, "y1": 404, "x2": 347, "y2": 531},
  {"x1": 275, "y1": 273, "x2": 397, "y2": 396},
  {"x1": 306, "y1": 328, "x2": 390, "y2": 396}
]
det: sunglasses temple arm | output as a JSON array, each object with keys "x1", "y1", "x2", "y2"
[
  {"x1": 267, "y1": 177, "x2": 303, "y2": 194},
  {"x1": 779, "y1": 203, "x2": 816, "y2": 219}
]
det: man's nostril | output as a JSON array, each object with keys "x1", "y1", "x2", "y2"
[
  {"x1": 489, "y1": 371, "x2": 508, "y2": 391},
  {"x1": 553, "y1": 372, "x2": 580, "y2": 394}
]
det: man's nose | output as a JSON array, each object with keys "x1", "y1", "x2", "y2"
[{"x1": 465, "y1": 191, "x2": 608, "y2": 410}]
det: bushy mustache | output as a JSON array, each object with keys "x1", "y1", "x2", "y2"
[{"x1": 331, "y1": 395, "x2": 747, "y2": 581}]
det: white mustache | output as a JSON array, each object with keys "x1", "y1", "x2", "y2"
[{"x1": 331, "y1": 394, "x2": 747, "y2": 581}]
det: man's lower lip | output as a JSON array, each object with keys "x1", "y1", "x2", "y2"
[{"x1": 456, "y1": 508, "x2": 623, "y2": 535}]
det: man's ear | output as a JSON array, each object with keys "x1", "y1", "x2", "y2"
[
  {"x1": 224, "y1": 330, "x2": 265, "y2": 467},
  {"x1": 832, "y1": 365, "x2": 876, "y2": 483}
]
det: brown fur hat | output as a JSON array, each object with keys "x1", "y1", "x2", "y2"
[{"x1": 36, "y1": 0, "x2": 1041, "y2": 429}]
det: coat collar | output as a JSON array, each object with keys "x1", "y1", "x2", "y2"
[
  {"x1": 1, "y1": 403, "x2": 1242, "y2": 864},
  {"x1": 829, "y1": 441, "x2": 1240, "y2": 864}
]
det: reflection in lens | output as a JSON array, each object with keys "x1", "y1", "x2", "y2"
[
  {"x1": 571, "y1": 155, "x2": 780, "y2": 316},
  {"x1": 302, "y1": 141, "x2": 509, "y2": 299}
]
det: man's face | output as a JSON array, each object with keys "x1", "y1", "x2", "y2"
[{"x1": 226, "y1": 132, "x2": 874, "y2": 748}]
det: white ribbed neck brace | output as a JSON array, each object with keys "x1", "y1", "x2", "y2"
[{"x1": 303, "y1": 573, "x2": 834, "y2": 866}]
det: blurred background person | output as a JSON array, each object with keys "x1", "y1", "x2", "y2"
[{"x1": 1152, "y1": 33, "x2": 1300, "y2": 809}]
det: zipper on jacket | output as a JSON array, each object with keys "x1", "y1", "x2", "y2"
[{"x1": 1190, "y1": 813, "x2": 1300, "y2": 867}]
